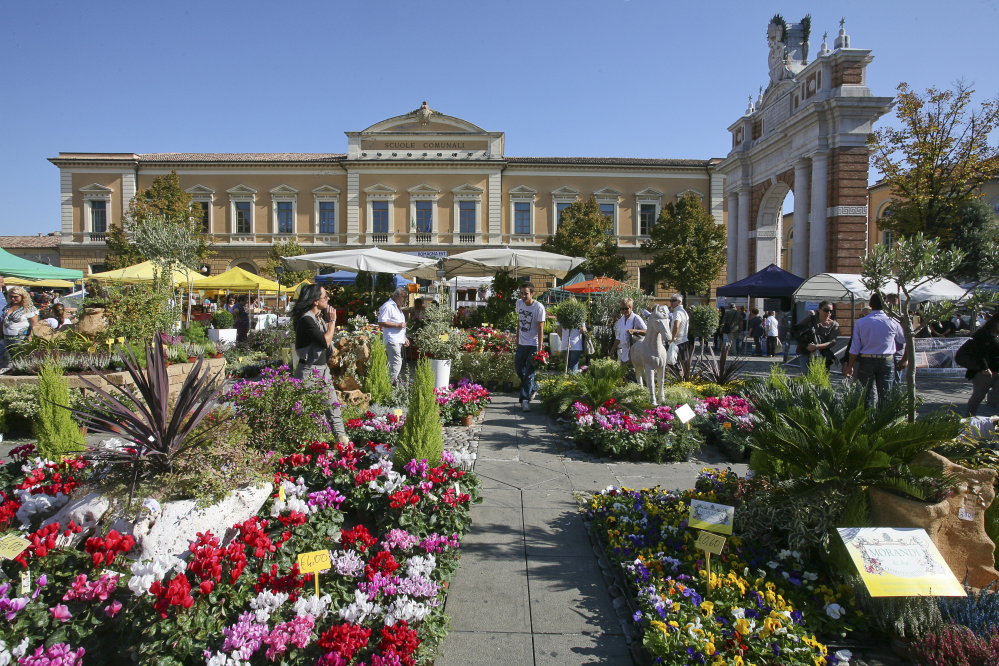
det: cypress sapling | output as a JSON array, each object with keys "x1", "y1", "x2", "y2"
[
  {"x1": 36, "y1": 360, "x2": 85, "y2": 460},
  {"x1": 393, "y1": 357, "x2": 443, "y2": 469},
  {"x1": 364, "y1": 336, "x2": 392, "y2": 405}
]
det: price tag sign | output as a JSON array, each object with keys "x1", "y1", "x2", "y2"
[
  {"x1": 394, "y1": 409, "x2": 403, "y2": 417},
  {"x1": 0, "y1": 534, "x2": 31, "y2": 560},
  {"x1": 297, "y1": 550, "x2": 332, "y2": 575},
  {"x1": 440, "y1": 334, "x2": 449, "y2": 341},
  {"x1": 483, "y1": 323, "x2": 490, "y2": 327},
  {"x1": 958, "y1": 507, "x2": 975, "y2": 521},
  {"x1": 674, "y1": 403, "x2": 696, "y2": 424},
  {"x1": 117, "y1": 337, "x2": 125, "y2": 344},
  {"x1": 278, "y1": 485, "x2": 286, "y2": 501},
  {"x1": 20, "y1": 571, "x2": 30, "y2": 595},
  {"x1": 695, "y1": 531, "x2": 727, "y2": 556},
  {"x1": 689, "y1": 499, "x2": 735, "y2": 535}
]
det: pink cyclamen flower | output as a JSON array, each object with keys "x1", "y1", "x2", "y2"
[
  {"x1": 50, "y1": 603, "x2": 73, "y2": 622},
  {"x1": 105, "y1": 600, "x2": 123, "y2": 618},
  {"x1": 18, "y1": 643, "x2": 85, "y2": 666}
]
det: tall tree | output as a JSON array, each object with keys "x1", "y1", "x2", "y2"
[
  {"x1": 540, "y1": 197, "x2": 628, "y2": 281},
  {"x1": 261, "y1": 239, "x2": 313, "y2": 287},
  {"x1": 104, "y1": 171, "x2": 214, "y2": 270},
  {"x1": 949, "y1": 199, "x2": 999, "y2": 284},
  {"x1": 870, "y1": 82, "x2": 999, "y2": 242},
  {"x1": 640, "y1": 192, "x2": 727, "y2": 299}
]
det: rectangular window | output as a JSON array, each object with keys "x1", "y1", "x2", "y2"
[
  {"x1": 277, "y1": 201, "x2": 293, "y2": 233},
  {"x1": 90, "y1": 200, "x2": 107, "y2": 233},
  {"x1": 459, "y1": 201, "x2": 476, "y2": 234},
  {"x1": 415, "y1": 200, "x2": 433, "y2": 233},
  {"x1": 372, "y1": 201, "x2": 389, "y2": 234},
  {"x1": 556, "y1": 202, "x2": 571, "y2": 230},
  {"x1": 639, "y1": 203, "x2": 656, "y2": 236},
  {"x1": 319, "y1": 201, "x2": 336, "y2": 234},
  {"x1": 235, "y1": 201, "x2": 252, "y2": 234},
  {"x1": 514, "y1": 202, "x2": 531, "y2": 235},
  {"x1": 600, "y1": 203, "x2": 615, "y2": 235},
  {"x1": 193, "y1": 202, "x2": 210, "y2": 233}
]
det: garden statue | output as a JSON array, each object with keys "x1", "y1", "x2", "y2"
[
  {"x1": 75, "y1": 306, "x2": 107, "y2": 339},
  {"x1": 630, "y1": 305, "x2": 673, "y2": 405}
]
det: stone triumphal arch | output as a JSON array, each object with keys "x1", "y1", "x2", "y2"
[{"x1": 717, "y1": 16, "x2": 894, "y2": 282}]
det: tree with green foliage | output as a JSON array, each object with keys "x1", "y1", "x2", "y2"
[
  {"x1": 262, "y1": 239, "x2": 314, "y2": 287},
  {"x1": 104, "y1": 171, "x2": 214, "y2": 271},
  {"x1": 640, "y1": 192, "x2": 727, "y2": 300},
  {"x1": 364, "y1": 336, "x2": 392, "y2": 404},
  {"x1": 949, "y1": 199, "x2": 999, "y2": 284},
  {"x1": 870, "y1": 82, "x2": 999, "y2": 243},
  {"x1": 393, "y1": 358, "x2": 443, "y2": 468},
  {"x1": 541, "y1": 198, "x2": 628, "y2": 281},
  {"x1": 35, "y1": 361, "x2": 85, "y2": 460}
]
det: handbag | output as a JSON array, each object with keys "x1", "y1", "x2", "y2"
[
  {"x1": 625, "y1": 314, "x2": 645, "y2": 346},
  {"x1": 666, "y1": 342, "x2": 679, "y2": 364},
  {"x1": 582, "y1": 330, "x2": 596, "y2": 356},
  {"x1": 774, "y1": 338, "x2": 783, "y2": 353}
]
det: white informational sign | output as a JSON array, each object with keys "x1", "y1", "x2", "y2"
[
  {"x1": 674, "y1": 403, "x2": 696, "y2": 424},
  {"x1": 715, "y1": 297, "x2": 726, "y2": 308},
  {"x1": 689, "y1": 499, "x2": 735, "y2": 535},
  {"x1": 836, "y1": 527, "x2": 965, "y2": 597},
  {"x1": 913, "y1": 338, "x2": 968, "y2": 375},
  {"x1": 805, "y1": 301, "x2": 820, "y2": 312},
  {"x1": 403, "y1": 251, "x2": 448, "y2": 259}
]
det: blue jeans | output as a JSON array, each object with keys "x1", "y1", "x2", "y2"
[
  {"x1": 856, "y1": 356, "x2": 895, "y2": 410},
  {"x1": 566, "y1": 350, "x2": 582, "y2": 374},
  {"x1": 514, "y1": 344, "x2": 538, "y2": 402}
]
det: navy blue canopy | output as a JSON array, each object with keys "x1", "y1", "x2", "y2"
[{"x1": 716, "y1": 263, "x2": 804, "y2": 298}]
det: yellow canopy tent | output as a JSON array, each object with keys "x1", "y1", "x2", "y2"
[
  {"x1": 286, "y1": 279, "x2": 313, "y2": 297},
  {"x1": 88, "y1": 260, "x2": 200, "y2": 284},
  {"x1": 191, "y1": 267, "x2": 279, "y2": 292},
  {"x1": 4, "y1": 277, "x2": 77, "y2": 288}
]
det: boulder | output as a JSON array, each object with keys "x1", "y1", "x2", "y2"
[
  {"x1": 43, "y1": 492, "x2": 111, "y2": 536},
  {"x1": 869, "y1": 450, "x2": 998, "y2": 589},
  {"x1": 338, "y1": 389, "x2": 371, "y2": 409},
  {"x1": 76, "y1": 307, "x2": 107, "y2": 338},
  {"x1": 337, "y1": 375, "x2": 363, "y2": 393}
]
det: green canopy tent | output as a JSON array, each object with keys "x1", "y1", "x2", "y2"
[{"x1": 0, "y1": 247, "x2": 84, "y2": 281}]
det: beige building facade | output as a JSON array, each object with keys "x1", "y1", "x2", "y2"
[{"x1": 50, "y1": 102, "x2": 727, "y2": 300}]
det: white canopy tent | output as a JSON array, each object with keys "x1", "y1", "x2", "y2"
[
  {"x1": 793, "y1": 274, "x2": 967, "y2": 304},
  {"x1": 283, "y1": 247, "x2": 438, "y2": 277},
  {"x1": 410, "y1": 247, "x2": 587, "y2": 279}
]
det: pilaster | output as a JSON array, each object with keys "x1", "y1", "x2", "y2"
[
  {"x1": 808, "y1": 150, "x2": 828, "y2": 275},
  {"x1": 727, "y1": 192, "x2": 739, "y2": 283},
  {"x1": 791, "y1": 158, "x2": 811, "y2": 277},
  {"x1": 346, "y1": 171, "x2": 360, "y2": 244},
  {"x1": 736, "y1": 189, "x2": 750, "y2": 280}
]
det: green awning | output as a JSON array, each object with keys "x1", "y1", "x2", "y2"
[{"x1": 0, "y1": 247, "x2": 84, "y2": 281}]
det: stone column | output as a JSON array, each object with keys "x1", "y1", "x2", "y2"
[
  {"x1": 791, "y1": 158, "x2": 811, "y2": 277},
  {"x1": 736, "y1": 188, "x2": 750, "y2": 279},
  {"x1": 727, "y1": 192, "x2": 739, "y2": 283},
  {"x1": 808, "y1": 151, "x2": 828, "y2": 275}
]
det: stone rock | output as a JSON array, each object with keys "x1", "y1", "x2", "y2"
[
  {"x1": 43, "y1": 492, "x2": 111, "y2": 536},
  {"x1": 76, "y1": 307, "x2": 107, "y2": 338},
  {"x1": 869, "y1": 450, "x2": 998, "y2": 589},
  {"x1": 338, "y1": 389, "x2": 370, "y2": 409}
]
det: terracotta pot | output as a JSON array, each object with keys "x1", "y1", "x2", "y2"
[
  {"x1": 213, "y1": 353, "x2": 223, "y2": 359},
  {"x1": 187, "y1": 357, "x2": 198, "y2": 364},
  {"x1": 109, "y1": 424, "x2": 122, "y2": 434},
  {"x1": 461, "y1": 415, "x2": 474, "y2": 427}
]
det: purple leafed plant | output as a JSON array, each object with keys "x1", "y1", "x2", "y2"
[{"x1": 63, "y1": 334, "x2": 225, "y2": 507}]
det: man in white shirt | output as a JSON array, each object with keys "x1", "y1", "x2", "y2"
[
  {"x1": 609, "y1": 298, "x2": 647, "y2": 367},
  {"x1": 378, "y1": 287, "x2": 410, "y2": 380},
  {"x1": 764, "y1": 311, "x2": 780, "y2": 357},
  {"x1": 669, "y1": 294, "x2": 690, "y2": 364},
  {"x1": 514, "y1": 282, "x2": 546, "y2": 412}
]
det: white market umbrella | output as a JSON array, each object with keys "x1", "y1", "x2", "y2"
[
  {"x1": 905, "y1": 278, "x2": 969, "y2": 303},
  {"x1": 283, "y1": 247, "x2": 438, "y2": 277},
  {"x1": 418, "y1": 247, "x2": 587, "y2": 279}
]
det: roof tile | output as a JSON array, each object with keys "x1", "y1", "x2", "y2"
[{"x1": 0, "y1": 235, "x2": 62, "y2": 249}]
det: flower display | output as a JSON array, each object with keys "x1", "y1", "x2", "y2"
[
  {"x1": 346, "y1": 410, "x2": 406, "y2": 447},
  {"x1": 434, "y1": 379, "x2": 491, "y2": 422},
  {"x1": 461, "y1": 327, "x2": 514, "y2": 354}
]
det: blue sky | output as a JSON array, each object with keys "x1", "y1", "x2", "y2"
[{"x1": 2, "y1": 0, "x2": 996, "y2": 236}]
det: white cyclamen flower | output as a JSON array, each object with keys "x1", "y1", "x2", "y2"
[
  {"x1": 11, "y1": 638, "x2": 29, "y2": 659},
  {"x1": 383, "y1": 595, "x2": 430, "y2": 626},
  {"x1": 339, "y1": 589, "x2": 382, "y2": 625},
  {"x1": 333, "y1": 550, "x2": 365, "y2": 578},
  {"x1": 293, "y1": 593, "x2": 332, "y2": 618},
  {"x1": 406, "y1": 554, "x2": 436, "y2": 579},
  {"x1": 250, "y1": 590, "x2": 289, "y2": 623}
]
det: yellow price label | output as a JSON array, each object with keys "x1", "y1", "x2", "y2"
[
  {"x1": 297, "y1": 550, "x2": 332, "y2": 575},
  {"x1": 483, "y1": 323, "x2": 490, "y2": 327},
  {"x1": 695, "y1": 531, "x2": 727, "y2": 556},
  {"x1": 394, "y1": 409, "x2": 403, "y2": 417},
  {"x1": 117, "y1": 337, "x2": 125, "y2": 343},
  {"x1": 20, "y1": 571, "x2": 30, "y2": 595},
  {"x1": 278, "y1": 485, "x2": 286, "y2": 501},
  {"x1": 440, "y1": 334, "x2": 449, "y2": 341},
  {"x1": 0, "y1": 534, "x2": 31, "y2": 560}
]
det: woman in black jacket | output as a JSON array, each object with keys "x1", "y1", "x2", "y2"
[
  {"x1": 964, "y1": 313, "x2": 999, "y2": 417},
  {"x1": 291, "y1": 284, "x2": 349, "y2": 443}
]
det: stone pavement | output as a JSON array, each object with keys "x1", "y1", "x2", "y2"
[{"x1": 436, "y1": 393, "x2": 749, "y2": 666}]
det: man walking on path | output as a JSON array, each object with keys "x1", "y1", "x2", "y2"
[
  {"x1": 514, "y1": 282, "x2": 546, "y2": 412},
  {"x1": 669, "y1": 294, "x2": 691, "y2": 364},
  {"x1": 764, "y1": 311, "x2": 780, "y2": 357},
  {"x1": 721, "y1": 303, "x2": 743, "y2": 353},
  {"x1": 845, "y1": 293, "x2": 907, "y2": 408},
  {"x1": 378, "y1": 287, "x2": 410, "y2": 381}
]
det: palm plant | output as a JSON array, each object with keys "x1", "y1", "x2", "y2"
[
  {"x1": 542, "y1": 360, "x2": 649, "y2": 414},
  {"x1": 749, "y1": 379, "x2": 961, "y2": 503},
  {"x1": 64, "y1": 334, "x2": 225, "y2": 508}
]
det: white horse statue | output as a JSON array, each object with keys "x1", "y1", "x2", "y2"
[{"x1": 630, "y1": 305, "x2": 673, "y2": 405}]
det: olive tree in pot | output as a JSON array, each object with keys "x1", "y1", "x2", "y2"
[
  {"x1": 208, "y1": 308, "x2": 236, "y2": 345},
  {"x1": 414, "y1": 301, "x2": 466, "y2": 389}
]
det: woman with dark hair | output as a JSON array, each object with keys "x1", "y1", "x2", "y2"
[
  {"x1": 793, "y1": 300, "x2": 839, "y2": 372},
  {"x1": 963, "y1": 313, "x2": 999, "y2": 417},
  {"x1": 45, "y1": 303, "x2": 72, "y2": 330},
  {"x1": 291, "y1": 284, "x2": 348, "y2": 444}
]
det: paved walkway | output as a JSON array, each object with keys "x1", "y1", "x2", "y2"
[{"x1": 437, "y1": 393, "x2": 747, "y2": 666}]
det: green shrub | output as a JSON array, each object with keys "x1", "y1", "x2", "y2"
[
  {"x1": 211, "y1": 309, "x2": 235, "y2": 329},
  {"x1": 394, "y1": 358, "x2": 443, "y2": 468},
  {"x1": 688, "y1": 304, "x2": 721, "y2": 340},
  {"x1": 364, "y1": 336, "x2": 392, "y2": 405},
  {"x1": 95, "y1": 282, "x2": 178, "y2": 345},
  {"x1": 805, "y1": 355, "x2": 831, "y2": 388},
  {"x1": 661, "y1": 385, "x2": 701, "y2": 407},
  {"x1": 34, "y1": 361, "x2": 85, "y2": 460},
  {"x1": 182, "y1": 322, "x2": 209, "y2": 344},
  {"x1": 552, "y1": 298, "x2": 588, "y2": 331}
]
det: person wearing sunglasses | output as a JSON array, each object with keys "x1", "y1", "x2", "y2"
[{"x1": 792, "y1": 300, "x2": 840, "y2": 373}]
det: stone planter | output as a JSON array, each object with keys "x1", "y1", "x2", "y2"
[
  {"x1": 208, "y1": 328, "x2": 237, "y2": 345},
  {"x1": 869, "y1": 451, "x2": 998, "y2": 589}
]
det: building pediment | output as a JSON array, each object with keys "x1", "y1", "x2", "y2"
[
  {"x1": 269, "y1": 184, "x2": 300, "y2": 195},
  {"x1": 312, "y1": 185, "x2": 341, "y2": 195},
  {"x1": 678, "y1": 189, "x2": 705, "y2": 200},
  {"x1": 593, "y1": 187, "x2": 622, "y2": 198},
  {"x1": 79, "y1": 183, "x2": 113, "y2": 193},
  {"x1": 226, "y1": 184, "x2": 257, "y2": 195},
  {"x1": 363, "y1": 183, "x2": 397, "y2": 194},
  {"x1": 452, "y1": 184, "x2": 484, "y2": 194},
  {"x1": 407, "y1": 183, "x2": 441, "y2": 194},
  {"x1": 508, "y1": 185, "x2": 537, "y2": 195},
  {"x1": 361, "y1": 101, "x2": 487, "y2": 134},
  {"x1": 185, "y1": 184, "x2": 216, "y2": 195},
  {"x1": 635, "y1": 187, "x2": 664, "y2": 197},
  {"x1": 551, "y1": 186, "x2": 580, "y2": 197}
]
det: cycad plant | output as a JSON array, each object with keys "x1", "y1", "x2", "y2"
[
  {"x1": 393, "y1": 358, "x2": 443, "y2": 468},
  {"x1": 364, "y1": 336, "x2": 392, "y2": 405},
  {"x1": 542, "y1": 359, "x2": 649, "y2": 414},
  {"x1": 749, "y1": 379, "x2": 961, "y2": 506}
]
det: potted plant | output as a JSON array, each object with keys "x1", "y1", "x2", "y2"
[
  {"x1": 208, "y1": 309, "x2": 237, "y2": 344},
  {"x1": 414, "y1": 302, "x2": 466, "y2": 390}
]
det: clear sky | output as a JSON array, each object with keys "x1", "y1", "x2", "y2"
[{"x1": 2, "y1": 0, "x2": 996, "y2": 236}]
